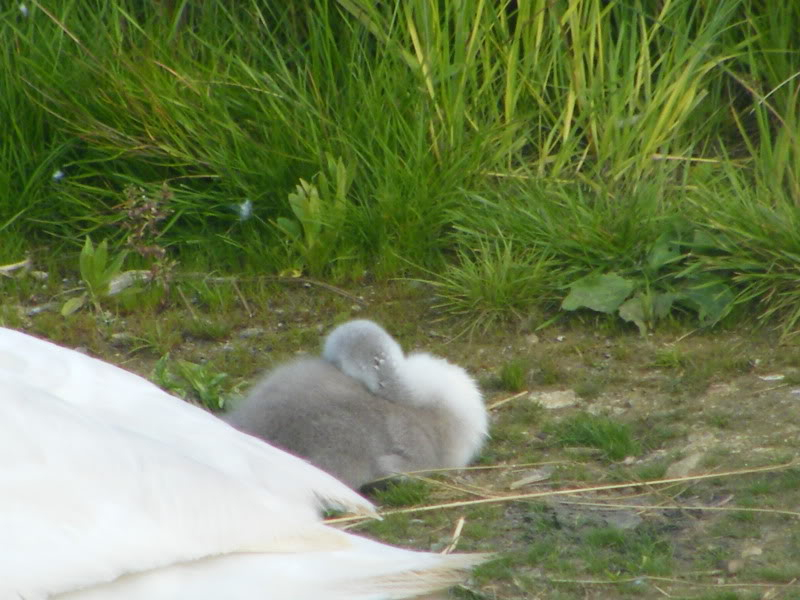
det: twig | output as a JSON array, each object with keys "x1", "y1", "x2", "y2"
[
  {"x1": 757, "y1": 382, "x2": 790, "y2": 394},
  {"x1": 548, "y1": 499, "x2": 800, "y2": 519},
  {"x1": 409, "y1": 474, "x2": 501, "y2": 499},
  {"x1": 385, "y1": 461, "x2": 797, "y2": 515},
  {"x1": 672, "y1": 329, "x2": 698, "y2": 344},
  {"x1": 548, "y1": 574, "x2": 799, "y2": 589},
  {"x1": 330, "y1": 460, "x2": 798, "y2": 524},
  {"x1": 177, "y1": 286, "x2": 200, "y2": 321},
  {"x1": 653, "y1": 584, "x2": 671, "y2": 597},
  {"x1": 231, "y1": 280, "x2": 253, "y2": 318},
  {"x1": 487, "y1": 390, "x2": 529, "y2": 410},
  {"x1": 0, "y1": 257, "x2": 31, "y2": 277},
  {"x1": 442, "y1": 517, "x2": 465, "y2": 554}
]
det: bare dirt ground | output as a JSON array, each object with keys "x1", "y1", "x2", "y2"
[{"x1": 9, "y1": 280, "x2": 800, "y2": 599}]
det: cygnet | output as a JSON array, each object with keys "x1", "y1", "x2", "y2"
[{"x1": 226, "y1": 319, "x2": 488, "y2": 490}]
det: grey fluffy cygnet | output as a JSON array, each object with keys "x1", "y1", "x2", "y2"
[{"x1": 225, "y1": 319, "x2": 488, "y2": 490}]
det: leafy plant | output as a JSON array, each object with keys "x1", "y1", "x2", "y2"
[
  {"x1": 561, "y1": 223, "x2": 735, "y2": 334},
  {"x1": 275, "y1": 154, "x2": 353, "y2": 276},
  {"x1": 61, "y1": 238, "x2": 129, "y2": 316},
  {"x1": 152, "y1": 354, "x2": 234, "y2": 411}
]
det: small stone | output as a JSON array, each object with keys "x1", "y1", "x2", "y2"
[
  {"x1": 238, "y1": 327, "x2": 266, "y2": 339},
  {"x1": 726, "y1": 559, "x2": 744, "y2": 574},
  {"x1": 109, "y1": 333, "x2": 136, "y2": 348},
  {"x1": 530, "y1": 389, "x2": 579, "y2": 409},
  {"x1": 509, "y1": 466, "x2": 554, "y2": 489},
  {"x1": 665, "y1": 452, "x2": 704, "y2": 478},
  {"x1": 107, "y1": 270, "x2": 152, "y2": 296},
  {"x1": 740, "y1": 545, "x2": 763, "y2": 559},
  {"x1": 525, "y1": 333, "x2": 540, "y2": 346}
]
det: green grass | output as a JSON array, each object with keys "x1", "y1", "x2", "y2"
[
  {"x1": 582, "y1": 525, "x2": 673, "y2": 576},
  {"x1": 497, "y1": 358, "x2": 528, "y2": 392},
  {"x1": 2, "y1": 1, "x2": 800, "y2": 334},
  {"x1": 369, "y1": 479, "x2": 432, "y2": 508},
  {"x1": 549, "y1": 413, "x2": 641, "y2": 461}
]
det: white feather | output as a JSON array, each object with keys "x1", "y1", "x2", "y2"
[
  {"x1": 0, "y1": 328, "x2": 485, "y2": 599},
  {"x1": 399, "y1": 352, "x2": 489, "y2": 467},
  {"x1": 0, "y1": 327, "x2": 372, "y2": 519}
]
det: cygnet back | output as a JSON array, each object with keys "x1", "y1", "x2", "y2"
[{"x1": 226, "y1": 358, "x2": 447, "y2": 489}]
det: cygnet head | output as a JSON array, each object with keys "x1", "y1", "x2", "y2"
[{"x1": 322, "y1": 320, "x2": 405, "y2": 399}]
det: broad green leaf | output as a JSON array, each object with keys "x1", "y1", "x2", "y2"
[
  {"x1": 618, "y1": 292, "x2": 676, "y2": 336},
  {"x1": 93, "y1": 240, "x2": 109, "y2": 275},
  {"x1": 275, "y1": 217, "x2": 301, "y2": 240},
  {"x1": 618, "y1": 295, "x2": 648, "y2": 336},
  {"x1": 679, "y1": 278, "x2": 735, "y2": 326},
  {"x1": 288, "y1": 181, "x2": 312, "y2": 224},
  {"x1": 61, "y1": 294, "x2": 87, "y2": 317},
  {"x1": 562, "y1": 273, "x2": 635, "y2": 314},
  {"x1": 652, "y1": 292, "x2": 677, "y2": 319},
  {"x1": 647, "y1": 231, "x2": 683, "y2": 272},
  {"x1": 78, "y1": 237, "x2": 95, "y2": 285}
]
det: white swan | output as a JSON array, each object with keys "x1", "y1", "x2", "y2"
[
  {"x1": 226, "y1": 319, "x2": 488, "y2": 489},
  {"x1": 0, "y1": 327, "x2": 484, "y2": 599}
]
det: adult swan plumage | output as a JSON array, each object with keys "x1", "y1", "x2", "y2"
[{"x1": 0, "y1": 327, "x2": 484, "y2": 599}]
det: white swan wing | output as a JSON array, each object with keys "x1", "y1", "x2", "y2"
[
  {"x1": 0, "y1": 379, "x2": 348, "y2": 599},
  {"x1": 57, "y1": 536, "x2": 484, "y2": 600},
  {"x1": 0, "y1": 327, "x2": 374, "y2": 518}
]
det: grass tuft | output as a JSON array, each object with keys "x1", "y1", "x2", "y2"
[{"x1": 550, "y1": 413, "x2": 641, "y2": 461}]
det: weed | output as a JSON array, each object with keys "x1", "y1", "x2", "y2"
[
  {"x1": 531, "y1": 357, "x2": 566, "y2": 386},
  {"x1": 705, "y1": 411, "x2": 733, "y2": 429},
  {"x1": 581, "y1": 525, "x2": 673, "y2": 576},
  {"x1": 361, "y1": 513, "x2": 412, "y2": 542},
  {"x1": 183, "y1": 318, "x2": 232, "y2": 342},
  {"x1": 549, "y1": 413, "x2": 640, "y2": 461},
  {"x1": 471, "y1": 555, "x2": 515, "y2": 584},
  {"x1": 275, "y1": 155, "x2": 354, "y2": 277},
  {"x1": 369, "y1": 479, "x2": 431, "y2": 508},
  {"x1": 497, "y1": 358, "x2": 528, "y2": 392},
  {"x1": 573, "y1": 376, "x2": 605, "y2": 400},
  {"x1": 61, "y1": 238, "x2": 129, "y2": 316},
  {"x1": 152, "y1": 354, "x2": 235, "y2": 411},
  {"x1": 652, "y1": 347, "x2": 691, "y2": 369},
  {"x1": 505, "y1": 399, "x2": 544, "y2": 428},
  {"x1": 633, "y1": 460, "x2": 669, "y2": 481},
  {"x1": 427, "y1": 236, "x2": 556, "y2": 334},
  {"x1": 117, "y1": 183, "x2": 176, "y2": 288}
]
